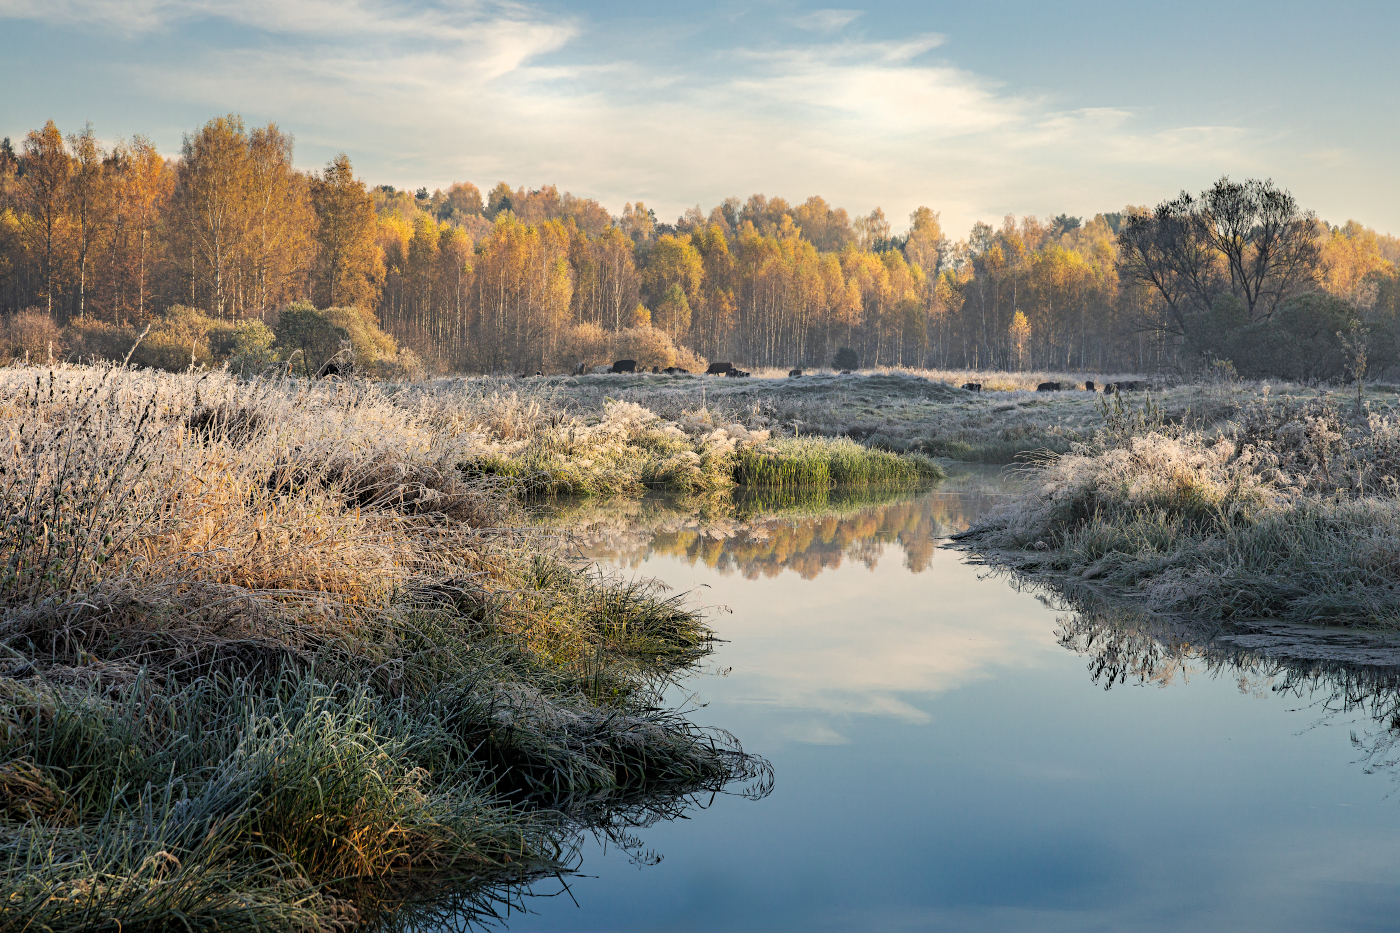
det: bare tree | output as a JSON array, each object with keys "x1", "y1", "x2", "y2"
[
  {"x1": 1116, "y1": 198, "x2": 1222, "y2": 336},
  {"x1": 1197, "y1": 177, "x2": 1320, "y2": 321},
  {"x1": 1118, "y1": 177, "x2": 1321, "y2": 335}
]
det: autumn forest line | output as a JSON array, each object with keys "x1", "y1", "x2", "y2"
[{"x1": 3, "y1": 114, "x2": 1400, "y2": 380}]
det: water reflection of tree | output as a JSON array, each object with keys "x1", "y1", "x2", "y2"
[
  {"x1": 540, "y1": 483, "x2": 1014, "y2": 580},
  {"x1": 1048, "y1": 583, "x2": 1400, "y2": 785}
]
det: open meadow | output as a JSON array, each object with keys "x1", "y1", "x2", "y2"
[{"x1": 517, "y1": 366, "x2": 1382, "y2": 464}]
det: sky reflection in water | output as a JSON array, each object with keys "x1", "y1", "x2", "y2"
[{"x1": 477, "y1": 469, "x2": 1400, "y2": 932}]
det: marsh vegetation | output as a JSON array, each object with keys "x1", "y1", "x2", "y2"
[
  {"x1": 957, "y1": 384, "x2": 1400, "y2": 630},
  {"x1": 528, "y1": 367, "x2": 1253, "y2": 464},
  {"x1": 0, "y1": 364, "x2": 811, "y2": 930}
]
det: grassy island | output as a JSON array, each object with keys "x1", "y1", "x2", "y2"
[{"x1": 956, "y1": 387, "x2": 1400, "y2": 630}]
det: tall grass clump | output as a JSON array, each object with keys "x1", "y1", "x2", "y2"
[
  {"x1": 733, "y1": 436, "x2": 943, "y2": 488},
  {"x1": 436, "y1": 387, "x2": 938, "y2": 496},
  {"x1": 0, "y1": 363, "x2": 769, "y2": 930},
  {"x1": 957, "y1": 390, "x2": 1400, "y2": 629}
]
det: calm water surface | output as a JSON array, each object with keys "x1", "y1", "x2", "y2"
[{"x1": 461, "y1": 470, "x2": 1400, "y2": 931}]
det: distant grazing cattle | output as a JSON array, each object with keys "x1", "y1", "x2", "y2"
[
  {"x1": 1121, "y1": 380, "x2": 1149, "y2": 391},
  {"x1": 1036, "y1": 382, "x2": 1062, "y2": 392},
  {"x1": 840, "y1": 369, "x2": 852, "y2": 375},
  {"x1": 663, "y1": 366, "x2": 690, "y2": 374},
  {"x1": 1102, "y1": 383, "x2": 1116, "y2": 394},
  {"x1": 961, "y1": 382, "x2": 982, "y2": 392},
  {"x1": 725, "y1": 369, "x2": 751, "y2": 378},
  {"x1": 609, "y1": 359, "x2": 637, "y2": 374},
  {"x1": 573, "y1": 361, "x2": 589, "y2": 376},
  {"x1": 1085, "y1": 380, "x2": 1096, "y2": 392},
  {"x1": 789, "y1": 368, "x2": 803, "y2": 377},
  {"x1": 707, "y1": 361, "x2": 734, "y2": 375}
]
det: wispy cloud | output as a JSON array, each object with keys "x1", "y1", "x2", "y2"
[
  {"x1": 0, "y1": 0, "x2": 1271, "y2": 234},
  {"x1": 0, "y1": 0, "x2": 566, "y2": 42},
  {"x1": 789, "y1": 8, "x2": 862, "y2": 32}
]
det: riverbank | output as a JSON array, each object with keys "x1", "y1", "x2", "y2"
[
  {"x1": 0, "y1": 364, "x2": 775, "y2": 930},
  {"x1": 955, "y1": 389, "x2": 1400, "y2": 629}
]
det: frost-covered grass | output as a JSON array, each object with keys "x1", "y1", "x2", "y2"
[
  {"x1": 408, "y1": 378, "x2": 941, "y2": 494},
  {"x1": 519, "y1": 367, "x2": 1258, "y2": 464},
  {"x1": 0, "y1": 363, "x2": 768, "y2": 930},
  {"x1": 957, "y1": 389, "x2": 1400, "y2": 629}
]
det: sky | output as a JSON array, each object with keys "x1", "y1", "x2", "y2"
[{"x1": 1, "y1": 0, "x2": 1397, "y2": 239}]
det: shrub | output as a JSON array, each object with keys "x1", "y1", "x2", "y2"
[
  {"x1": 833, "y1": 346, "x2": 858, "y2": 370},
  {"x1": 323, "y1": 305, "x2": 398, "y2": 370},
  {"x1": 274, "y1": 302, "x2": 398, "y2": 376},
  {"x1": 63, "y1": 318, "x2": 138, "y2": 363},
  {"x1": 275, "y1": 301, "x2": 349, "y2": 376},
  {"x1": 0, "y1": 309, "x2": 64, "y2": 362},
  {"x1": 129, "y1": 305, "x2": 226, "y2": 371},
  {"x1": 958, "y1": 391, "x2": 1400, "y2": 627},
  {"x1": 227, "y1": 320, "x2": 279, "y2": 375},
  {"x1": 547, "y1": 322, "x2": 707, "y2": 374}
]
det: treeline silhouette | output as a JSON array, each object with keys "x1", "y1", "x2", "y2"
[{"x1": 3, "y1": 114, "x2": 1399, "y2": 378}]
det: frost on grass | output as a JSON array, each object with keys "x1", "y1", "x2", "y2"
[
  {"x1": 0, "y1": 364, "x2": 771, "y2": 932},
  {"x1": 444, "y1": 386, "x2": 939, "y2": 495},
  {"x1": 959, "y1": 392, "x2": 1400, "y2": 628}
]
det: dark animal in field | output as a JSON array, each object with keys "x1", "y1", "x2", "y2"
[
  {"x1": 961, "y1": 382, "x2": 982, "y2": 392},
  {"x1": 707, "y1": 361, "x2": 734, "y2": 375},
  {"x1": 662, "y1": 366, "x2": 690, "y2": 374},
  {"x1": 317, "y1": 362, "x2": 340, "y2": 378},
  {"x1": 573, "y1": 361, "x2": 589, "y2": 376},
  {"x1": 1085, "y1": 381, "x2": 1096, "y2": 392},
  {"x1": 1036, "y1": 382, "x2": 1062, "y2": 392},
  {"x1": 1102, "y1": 383, "x2": 1116, "y2": 394},
  {"x1": 840, "y1": 369, "x2": 852, "y2": 375},
  {"x1": 789, "y1": 368, "x2": 803, "y2": 377},
  {"x1": 652, "y1": 366, "x2": 660, "y2": 373},
  {"x1": 725, "y1": 369, "x2": 751, "y2": 378},
  {"x1": 1121, "y1": 380, "x2": 1149, "y2": 391},
  {"x1": 609, "y1": 359, "x2": 637, "y2": 374}
]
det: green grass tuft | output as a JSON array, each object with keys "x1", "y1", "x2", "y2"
[{"x1": 733, "y1": 436, "x2": 943, "y2": 488}]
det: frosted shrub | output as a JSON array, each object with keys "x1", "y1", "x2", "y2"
[{"x1": 960, "y1": 391, "x2": 1400, "y2": 627}]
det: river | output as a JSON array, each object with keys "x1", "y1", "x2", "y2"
[{"x1": 432, "y1": 468, "x2": 1400, "y2": 931}]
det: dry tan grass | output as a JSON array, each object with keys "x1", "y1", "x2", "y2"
[{"x1": 0, "y1": 362, "x2": 769, "y2": 930}]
